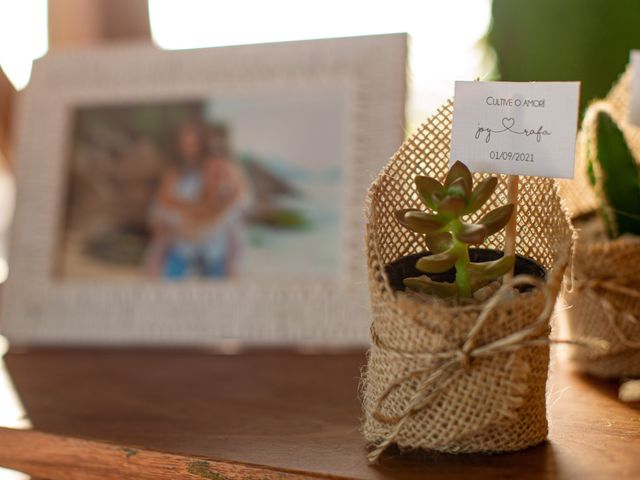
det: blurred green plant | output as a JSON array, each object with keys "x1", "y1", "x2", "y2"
[
  {"x1": 395, "y1": 161, "x2": 514, "y2": 298},
  {"x1": 489, "y1": 0, "x2": 640, "y2": 116},
  {"x1": 587, "y1": 110, "x2": 640, "y2": 237},
  {"x1": 262, "y1": 209, "x2": 311, "y2": 230}
]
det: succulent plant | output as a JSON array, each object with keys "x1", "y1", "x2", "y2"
[
  {"x1": 586, "y1": 109, "x2": 640, "y2": 238},
  {"x1": 395, "y1": 161, "x2": 515, "y2": 298}
]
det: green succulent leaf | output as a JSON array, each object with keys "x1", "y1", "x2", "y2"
[
  {"x1": 415, "y1": 176, "x2": 444, "y2": 210},
  {"x1": 456, "y1": 223, "x2": 488, "y2": 244},
  {"x1": 478, "y1": 204, "x2": 515, "y2": 236},
  {"x1": 465, "y1": 177, "x2": 498, "y2": 214},
  {"x1": 437, "y1": 195, "x2": 466, "y2": 218},
  {"x1": 425, "y1": 232, "x2": 453, "y2": 254},
  {"x1": 432, "y1": 191, "x2": 445, "y2": 204},
  {"x1": 395, "y1": 209, "x2": 446, "y2": 234},
  {"x1": 395, "y1": 209, "x2": 420, "y2": 226},
  {"x1": 403, "y1": 276, "x2": 458, "y2": 298},
  {"x1": 444, "y1": 160, "x2": 472, "y2": 195},
  {"x1": 446, "y1": 177, "x2": 471, "y2": 200},
  {"x1": 468, "y1": 255, "x2": 515, "y2": 281},
  {"x1": 416, "y1": 248, "x2": 459, "y2": 274}
]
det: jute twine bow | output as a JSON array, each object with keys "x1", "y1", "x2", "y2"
[
  {"x1": 367, "y1": 275, "x2": 558, "y2": 463},
  {"x1": 571, "y1": 276, "x2": 640, "y2": 349}
]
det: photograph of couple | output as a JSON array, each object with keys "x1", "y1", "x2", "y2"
[
  {"x1": 145, "y1": 121, "x2": 248, "y2": 278},
  {"x1": 58, "y1": 93, "x2": 346, "y2": 281}
]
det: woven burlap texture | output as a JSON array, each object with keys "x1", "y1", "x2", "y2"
[
  {"x1": 564, "y1": 235, "x2": 640, "y2": 378},
  {"x1": 560, "y1": 82, "x2": 640, "y2": 378},
  {"x1": 361, "y1": 100, "x2": 573, "y2": 459}
]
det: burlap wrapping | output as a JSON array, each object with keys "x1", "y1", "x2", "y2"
[
  {"x1": 361, "y1": 100, "x2": 573, "y2": 461},
  {"x1": 564, "y1": 235, "x2": 640, "y2": 378},
  {"x1": 560, "y1": 69, "x2": 640, "y2": 378}
]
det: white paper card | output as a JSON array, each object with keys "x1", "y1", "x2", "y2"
[
  {"x1": 629, "y1": 50, "x2": 640, "y2": 126},
  {"x1": 450, "y1": 81, "x2": 580, "y2": 178}
]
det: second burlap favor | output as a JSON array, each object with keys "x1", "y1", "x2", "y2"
[
  {"x1": 362, "y1": 100, "x2": 573, "y2": 461},
  {"x1": 561, "y1": 94, "x2": 640, "y2": 379},
  {"x1": 564, "y1": 235, "x2": 640, "y2": 378}
]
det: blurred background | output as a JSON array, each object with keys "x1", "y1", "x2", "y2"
[{"x1": 0, "y1": 0, "x2": 638, "y2": 285}]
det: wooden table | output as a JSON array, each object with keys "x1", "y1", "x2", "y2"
[{"x1": 0, "y1": 348, "x2": 638, "y2": 479}]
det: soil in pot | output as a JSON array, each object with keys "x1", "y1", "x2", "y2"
[{"x1": 385, "y1": 248, "x2": 546, "y2": 294}]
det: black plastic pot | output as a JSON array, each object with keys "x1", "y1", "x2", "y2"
[{"x1": 385, "y1": 248, "x2": 546, "y2": 293}]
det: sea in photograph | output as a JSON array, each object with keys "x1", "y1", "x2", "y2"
[
  {"x1": 242, "y1": 158, "x2": 342, "y2": 277},
  {"x1": 206, "y1": 92, "x2": 347, "y2": 279}
]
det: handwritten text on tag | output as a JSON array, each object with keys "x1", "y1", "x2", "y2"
[{"x1": 450, "y1": 81, "x2": 580, "y2": 179}]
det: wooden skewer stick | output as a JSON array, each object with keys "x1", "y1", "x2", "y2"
[{"x1": 503, "y1": 175, "x2": 519, "y2": 280}]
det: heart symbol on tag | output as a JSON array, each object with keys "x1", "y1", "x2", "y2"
[{"x1": 502, "y1": 117, "x2": 515, "y2": 129}]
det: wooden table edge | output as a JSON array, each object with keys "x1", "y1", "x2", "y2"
[{"x1": 0, "y1": 427, "x2": 351, "y2": 480}]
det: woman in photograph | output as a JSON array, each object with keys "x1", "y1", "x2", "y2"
[{"x1": 145, "y1": 121, "x2": 249, "y2": 279}]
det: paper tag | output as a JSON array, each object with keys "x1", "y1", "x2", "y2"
[
  {"x1": 629, "y1": 50, "x2": 640, "y2": 126},
  {"x1": 450, "y1": 81, "x2": 580, "y2": 178}
]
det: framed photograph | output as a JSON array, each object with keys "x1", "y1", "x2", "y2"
[{"x1": 2, "y1": 34, "x2": 407, "y2": 346}]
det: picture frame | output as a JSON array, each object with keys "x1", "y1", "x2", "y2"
[{"x1": 2, "y1": 34, "x2": 407, "y2": 346}]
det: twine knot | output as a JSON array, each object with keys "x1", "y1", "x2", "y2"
[
  {"x1": 456, "y1": 348, "x2": 472, "y2": 370},
  {"x1": 367, "y1": 274, "x2": 554, "y2": 463}
]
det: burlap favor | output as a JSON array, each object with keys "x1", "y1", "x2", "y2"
[
  {"x1": 361, "y1": 100, "x2": 573, "y2": 461},
  {"x1": 564, "y1": 235, "x2": 640, "y2": 378},
  {"x1": 559, "y1": 74, "x2": 640, "y2": 378}
]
